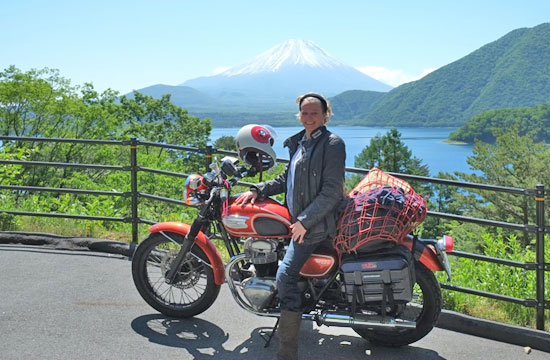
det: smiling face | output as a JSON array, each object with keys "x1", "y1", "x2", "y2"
[{"x1": 299, "y1": 98, "x2": 327, "y2": 138}]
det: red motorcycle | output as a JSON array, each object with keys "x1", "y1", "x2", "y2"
[{"x1": 131, "y1": 157, "x2": 453, "y2": 347}]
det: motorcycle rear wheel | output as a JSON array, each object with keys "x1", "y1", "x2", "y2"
[
  {"x1": 132, "y1": 232, "x2": 221, "y2": 318},
  {"x1": 353, "y1": 263, "x2": 441, "y2": 347}
]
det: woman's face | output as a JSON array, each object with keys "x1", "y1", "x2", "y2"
[{"x1": 299, "y1": 99, "x2": 326, "y2": 137}]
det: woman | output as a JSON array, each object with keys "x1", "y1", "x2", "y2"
[{"x1": 234, "y1": 93, "x2": 346, "y2": 360}]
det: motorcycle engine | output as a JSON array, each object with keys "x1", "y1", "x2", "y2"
[
  {"x1": 243, "y1": 238, "x2": 278, "y2": 264},
  {"x1": 242, "y1": 276, "x2": 277, "y2": 311},
  {"x1": 240, "y1": 238, "x2": 280, "y2": 310}
]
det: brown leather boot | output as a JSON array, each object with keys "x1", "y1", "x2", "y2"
[{"x1": 276, "y1": 310, "x2": 302, "y2": 360}]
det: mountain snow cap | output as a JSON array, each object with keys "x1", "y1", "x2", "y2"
[{"x1": 221, "y1": 39, "x2": 346, "y2": 76}]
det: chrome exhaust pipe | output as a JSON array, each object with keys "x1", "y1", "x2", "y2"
[{"x1": 315, "y1": 311, "x2": 416, "y2": 329}]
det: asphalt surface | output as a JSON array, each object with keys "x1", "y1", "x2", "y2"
[{"x1": 0, "y1": 244, "x2": 548, "y2": 360}]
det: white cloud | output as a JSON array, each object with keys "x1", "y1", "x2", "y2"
[
  {"x1": 212, "y1": 66, "x2": 231, "y2": 75},
  {"x1": 355, "y1": 66, "x2": 436, "y2": 87},
  {"x1": 415, "y1": 68, "x2": 437, "y2": 80}
]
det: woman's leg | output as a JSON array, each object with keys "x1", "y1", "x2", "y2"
[
  {"x1": 276, "y1": 240, "x2": 319, "y2": 311},
  {"x1": 275, "y1": 240, "x2": 320, "y2": 360}
]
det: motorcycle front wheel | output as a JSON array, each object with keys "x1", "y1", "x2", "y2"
[
  {"x1": 353, "y1": 263, "x2": 441, "y2": 347},
  {"x1": 132, "y1": 232, "x2": 221, "y2": 318}
]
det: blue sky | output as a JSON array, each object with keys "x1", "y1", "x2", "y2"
[{"x1": 2, "y1": 0, "x2": 549, "y2": 94}]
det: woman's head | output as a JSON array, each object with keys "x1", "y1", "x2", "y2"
[{"x1": 296, "y1": 93, "x2": 332, "y2": 137}]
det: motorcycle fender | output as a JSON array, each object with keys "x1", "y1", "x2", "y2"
[
  {"x1": 402, "y1": 238, "x2": 444, "y2": 271},
  {"x1": 417, "y1": 247, "x2": 444, "y2": 271},
  {"x1": 148, "y1": 222, "x2": 225, "y2": 286}
]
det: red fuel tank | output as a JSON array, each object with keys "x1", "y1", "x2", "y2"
[{"x1": 222, "y1": 197, "x2": 292, "y2": 238}]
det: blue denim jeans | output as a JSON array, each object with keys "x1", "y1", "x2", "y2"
[{"x1": 276, "y1": 239, "x2": 325, "y2": 312}]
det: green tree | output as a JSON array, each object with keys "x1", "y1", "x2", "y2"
[
  {"x1": 454, "y1": 125, "x2": 550, "y2": 246},
  {"x1": 119, "y1": 92, "x2": 211, "y2": 146},
  {"x1": 349, "y1": 129, "x2": 430, "y2": 195},
  {"x1": 449, "y1": 103, "x2": 550, "y2": 144},
  {"x1": 0, "y1": 66, "x2": 76, "y2": 137},
  {"x1": 354, "y1": 129, "x2": 429, "y2": 176},
  {"x1": 213, "y1": 135, "x2": 237, "y2": 151},
  {"x1": 0, "y1": 66, "x2": 213, "y2": 236},
  {"x1": 418, "y1": 171, "x2": 468, "y2": 242}
]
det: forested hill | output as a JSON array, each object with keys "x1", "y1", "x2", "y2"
[
  {"x1": 346, "y1": 23, "x2": 550, "y2": 127},
  {"x1": 328, "y1": 90, "x2": 387, "y2": 125},
  {"x1": 449, "y1": 103, "x2": 550, "y2": 143}
]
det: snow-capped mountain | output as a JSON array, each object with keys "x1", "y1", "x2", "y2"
[
  {"x1": 180, "y1": 39, "x2": 392, "y2": 103},
  {"x1": 221, "y1": 39, "x2": 346, "y2": 75}
]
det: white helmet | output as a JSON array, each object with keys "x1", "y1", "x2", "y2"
[{"x1": 236, "y1": 124, "x2": 277, "y2": 171}]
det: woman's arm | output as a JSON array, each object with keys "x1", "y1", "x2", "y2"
[
  {"x1": 233, "y1": 165, "x2": 288, "y2": 205},
  {"x1": 251, "y1": 165, "x2": 288, "y2": 199}
]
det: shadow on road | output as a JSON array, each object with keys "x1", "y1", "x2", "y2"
[{"x1": 131, "y1": 314, "x2": 446, "y2": 359}]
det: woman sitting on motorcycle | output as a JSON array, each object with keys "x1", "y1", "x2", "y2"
[{"x1": 234, "y1": 93, "x2": 346, "y2": 360}]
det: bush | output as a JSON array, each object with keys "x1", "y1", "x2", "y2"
[{"x1": 440, "y1": 232, "x2": 550, "y2": 329}]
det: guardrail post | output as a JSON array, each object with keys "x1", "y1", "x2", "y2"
[
  {"x1": 130, "y1": 138, "x2": 139, "y2": 244},
  {"x1": 535, "y1": 184, "x2": 545, "y2": 330},
  {"x1": 205, "y1": 145, "x2": 213, "y2": 172}
]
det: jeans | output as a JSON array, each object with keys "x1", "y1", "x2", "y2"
[{"x1": 276, "y1": 239, "x2": 328, "y2": 312}]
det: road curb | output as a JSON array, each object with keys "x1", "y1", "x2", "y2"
[
  {"x1": 437, "y1": 310, "x2": 550, "y2": 352},
  {"x1": 1, "y1": 231, "x2": 548, "y2": 352},
  {"x1": 0, "y1": 231, "x2": 136, "y2": 257}
]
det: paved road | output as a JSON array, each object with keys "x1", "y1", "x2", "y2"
[{"x1": 0, "y1": 244, "x2": 547, "y2": 360}]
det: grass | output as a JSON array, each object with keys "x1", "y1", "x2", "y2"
[
  {"x1": 442, "y1": 292, "x2": 549, "y2": 331},
  {"x1": 438, "y1": 232, "x2": 550, "y2": 331},
  {"x1": 14, "y1": 216, "x2": 138, "y2": 242}
]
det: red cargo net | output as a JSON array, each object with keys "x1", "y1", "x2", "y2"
[{"x1": 333, "y1": 168, "x2": 427, "y2": 255}]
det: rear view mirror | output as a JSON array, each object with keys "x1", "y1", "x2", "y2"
[{"x1": 221, "y1": 158, "x2": 240, "y2": 177}]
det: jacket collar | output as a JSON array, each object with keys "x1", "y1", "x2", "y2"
[{"x1": 283, "y1": 126, "x2": 327, "y2": 152}]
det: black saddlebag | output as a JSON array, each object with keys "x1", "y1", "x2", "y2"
[{"x1": 341, "y1": 245, "x2": 415, "y2": 304}]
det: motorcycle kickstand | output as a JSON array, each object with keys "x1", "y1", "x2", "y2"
[{"x1": 259, "y1": 317, "x2": 280, "y2": 348}]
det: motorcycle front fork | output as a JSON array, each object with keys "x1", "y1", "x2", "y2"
[{"x1": 165, "y1": 216, "x2": 208, "y2": 284}]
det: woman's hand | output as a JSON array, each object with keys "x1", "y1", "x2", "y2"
[
  {"x1": 234, "y1": 190, "x2": 258, "y2": 205},
  {"x1": 290, "y1": 221, "x2": 307, "y2": 244}
]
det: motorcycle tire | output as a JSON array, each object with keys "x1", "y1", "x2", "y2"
[
  {"x1": 132, "y1": 232, "x2": 221, "y2": 318},
  {"x1": 353, "y1": 263, "x2": 441, "y2": 347}
]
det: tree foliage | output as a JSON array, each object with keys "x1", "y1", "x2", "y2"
[
  {"x1": 213, "y1": 135, "x2": 237, "y2": 151},
  {"x1": 354, "y1": 129, "x2": 429, "y2": 176},
  {"x1": 442, "y1": 232, "x2": 550, "y2": 329},
  {"x1": 448, "y1": 103, "x2": 550, "y2": 143},
  {"x1": 0, "y1": 66, "x2": 212, "y2": 236},
  {"x1": 452, "y1": 125, "x2": 550, "y2": 246},
  {"x1": 328, "y1": 90, "x2": 387, "y2": 125},
  {"x1": 347, "y1": 129, "x2": 431, "y2": 215}
]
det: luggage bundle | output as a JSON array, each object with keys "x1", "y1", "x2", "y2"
[{"x1": 333, "y1": 168, "x2": 427, "y2": 254}]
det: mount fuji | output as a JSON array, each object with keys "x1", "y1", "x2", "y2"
[
  {"x1": 131, "y1": 39, "x2": 392, "y2": 124},
  {"x1": 180, "y1": 39, "x2": 392, "y2": 104}
]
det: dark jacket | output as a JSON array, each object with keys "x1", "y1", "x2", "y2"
[{"x1": 253, "y1": 126, "x2": 346, "y2": 244}]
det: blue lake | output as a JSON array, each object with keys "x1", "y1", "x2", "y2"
[{"x1": 210, "y1": 126, "x2": 474, "y2": 176}]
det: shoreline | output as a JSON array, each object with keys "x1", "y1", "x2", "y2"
[{"x1": 442, "y1": 139, "x2": 469, "y2": 145}]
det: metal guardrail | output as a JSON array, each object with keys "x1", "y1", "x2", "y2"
[{"x1": 0, "y1": 135, "x2": 547, "y2": 330}]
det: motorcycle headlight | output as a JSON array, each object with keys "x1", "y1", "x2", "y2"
[{"x1": 184, "y1": 174, "x2": 206, "y2": 206}]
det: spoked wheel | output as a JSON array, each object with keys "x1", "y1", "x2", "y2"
[
  {"x1": 132, "y1": 232, "x2": 221, "y2": 318},
  {"x1": 353, "y1": 263, "x2": 441, "y2": 347}
]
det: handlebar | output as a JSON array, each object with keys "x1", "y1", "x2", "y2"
[{"x1": 200, "y1": 158, "x2": 258, "y2": 194}]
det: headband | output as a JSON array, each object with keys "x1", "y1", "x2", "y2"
[{"x1": 299, "y1": 93, "x2": 328, "y2": 113}]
